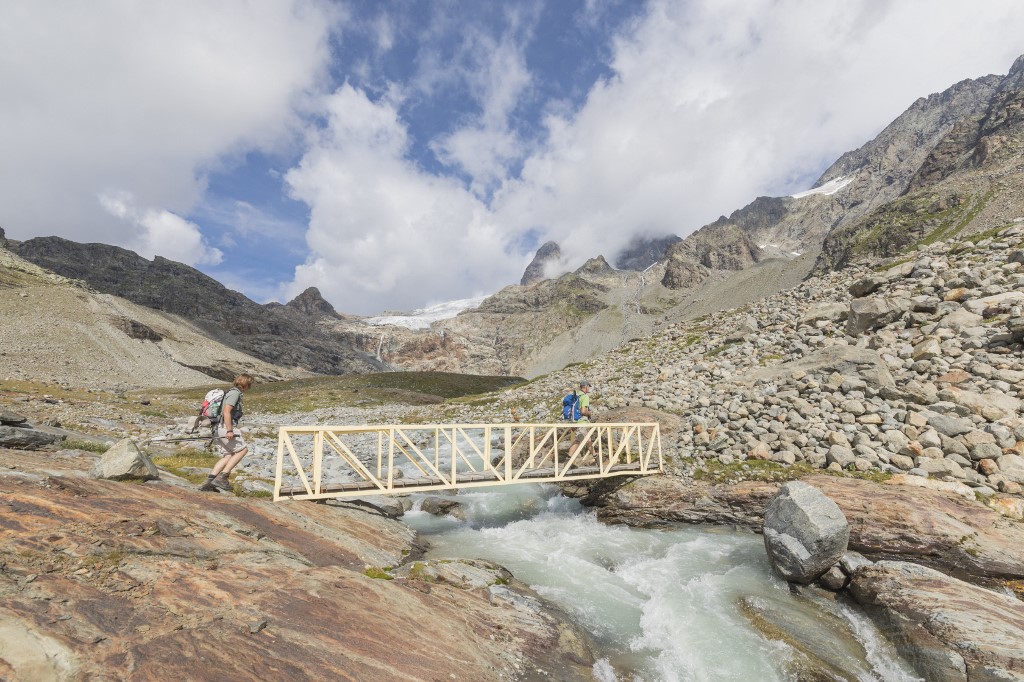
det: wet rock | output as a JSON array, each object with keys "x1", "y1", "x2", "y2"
[
  {"x1": 763, "y1": 481, "x2": 849, "y2": 584},
  {"x1": 849, "y1": 561, "x2": 1024, "y2": 682},
  {"x1": 89, "y1": 438, "x2": 160, "y2": 481},
  {"x1": 420, "y1": 496, "x2": 466, "y2": 520},
  {"x1": 738, "y1": 593, "x2": 902, "y2": 680},
  {"x1": 818, "y1": 566, "x2": 848, "y2": 591}
]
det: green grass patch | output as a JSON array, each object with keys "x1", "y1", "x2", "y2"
[
  {"x1": 693, "y1": 459, "x2": 816, "y2": 484},
  {"x1": 822, "y1": 467, "x2": 893, "y2": 484},
  {"x1": 706, "y1": 340, "x2": 739, "y2": 357},
  {"x1": 962, "y1": 223, "x2": 1015, "y2": 244},
  {"x1": 872, "y1": 255, "x2": 914, "y2": 273},
  {"x1": 363, "y1": 567, "x2": 394, "y2": 580},
  {"x1": 152, "y1": 451, "x2": 220, "y2": 483},
  {"x1": 62, "y1": 438, "x2": 111, "y2": 454}
]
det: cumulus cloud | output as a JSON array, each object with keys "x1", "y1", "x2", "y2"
[
  {"x1": 0, "y1": 0, "x2": 336, "y2": 251},
  {"x1": 284, "y1": 85, "x2": 522, "y2": 313},
  {"x1": 491, "y1": 0, "x2": 1024, "y2": 266},
  {"x1": 100, "y1": 191, "x2": 223, "y2": 266}
]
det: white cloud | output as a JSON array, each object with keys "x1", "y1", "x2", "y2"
[
  {"x1": 0, "y1": 0, "x2": 336, "y2": 250},
  {"x1": 284, "y1": 85, "x2": 521, "y2": 314},
  {"x1": 430, "y1": 36, "x2": 532, "y2": 196},
  {"x1": 100, "y1": 191, "x2": 222, "y2": 266},
  {"x1": 491, "y1": 0, "x2": 1024, "y2": 266}
]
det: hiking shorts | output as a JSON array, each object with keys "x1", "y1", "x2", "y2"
[
  {"x1": 572, "y1": 421, "x2": 593, "y2": 443},
  {"x1": 215, "y1": 425, "x2": 247, "y2": 455}
]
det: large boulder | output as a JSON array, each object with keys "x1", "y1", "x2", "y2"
[
  {"x1": 847, "y1": 297, "x2": 910, "y2": 335},
  {"x1": 89, "y1": 438, "x2": 160, "y2": 481},
  {"x1": 849, "y1": 561, "x2": 1024, "y2": 682},
  {"x1": 763, "y1": 482, "x2": 850, "y2": 584},
  {"x1": 0, "y1": 425, "x2": 65, "y2": 449}
]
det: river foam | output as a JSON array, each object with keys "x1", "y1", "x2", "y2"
[{"x1": 405, "y1": 484, "x2": 919, "y2": 681}]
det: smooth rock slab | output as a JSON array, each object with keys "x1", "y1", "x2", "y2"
[
  {"x1": 89, "y1": 438, "x2": 160, "y2": 481},
  {"x1": 763, "y1": 481, "x2": 850, "y2": 584},
  {"x1": 849, "y1": 561, "x2": 1024, "y2": 682}
]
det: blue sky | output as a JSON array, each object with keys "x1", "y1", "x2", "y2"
[{"x1": 2, "y1": 0, "x2": 1024, "y2": 314}]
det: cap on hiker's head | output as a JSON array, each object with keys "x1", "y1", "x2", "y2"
[{"x1": 580, "y1": 379, "x2": 592, "y2": 388}]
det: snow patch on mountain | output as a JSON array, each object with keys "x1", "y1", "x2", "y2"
[
  {"x1": 363, "y1": 295, "x2": 489, "y2": 330},
  {"x1": 791, "y1": 175, "x2": 853, "y2": 199}
]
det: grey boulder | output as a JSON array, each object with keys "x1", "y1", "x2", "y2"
[
  {"x1": 0, "y1": 425, "x2": 65, "y2": 450},
  {"x1": 89, "y1": 439, "x2": 160, "y2": 481},
  {"x1": 763, "y1": 481, "x2": 850, "y2": 584}
]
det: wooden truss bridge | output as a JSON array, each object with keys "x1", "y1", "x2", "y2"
[{"x1": 273, "y1": 422, "x2": 662, "y2": 501}]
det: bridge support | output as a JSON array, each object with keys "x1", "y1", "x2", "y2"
[{"x1": 273, "y1": 422, "x2": 662, "y2": 501}]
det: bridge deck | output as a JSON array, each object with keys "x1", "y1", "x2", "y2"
[{"x1": 277, "y1": 461, "x2": 644, "y2": 498}]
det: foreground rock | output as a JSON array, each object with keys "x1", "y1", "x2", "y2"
[
  {"x1": 89, "y1": 438, "x2": 160, "y2": 481},
  {"x1": 0, "y1": 454, "x2": 595, "y2": 680},
  {"x1": 849, "y1": 561, "x2": 1024, "y2": 682},
  {"x1": 762, "y1": 481, "x2": 849, "y2": 584}
]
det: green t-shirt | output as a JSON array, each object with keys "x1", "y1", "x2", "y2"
[
  {"x1": 223, "y1": 387, "x2": 243, "y2": 425},
  {"x1": 577, "y1": 392, "x2": 590, "y2": 422}
]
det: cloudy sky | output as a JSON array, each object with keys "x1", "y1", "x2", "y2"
[{"x1": 2, "y1": 1, "x2": 1023, "y2": 314}]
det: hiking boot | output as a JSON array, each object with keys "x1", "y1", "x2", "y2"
[
  {"x1": 211, "y1": 473, "x2": 232, "y2": 491},
  {"x1": 198, "y1": 476, "x2": 219, "y2": 492}
]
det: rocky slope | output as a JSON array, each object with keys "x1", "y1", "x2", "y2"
[
  {"x1": 0, "y1": 246, "x2": 306, "y2": 389},
  {"x1": 816, "y1": 56, "x2": 1024, "y2": 272},
  {"x1": 9, "y1": 238, "x2": 385, "y2": 377}
]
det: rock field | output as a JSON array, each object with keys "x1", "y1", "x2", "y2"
[{"x1": 433, "y1": 223, "x2": 1024, "y2": 501}]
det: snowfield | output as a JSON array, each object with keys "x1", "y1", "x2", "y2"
[{"x1": 791, "y1": 175, "x2": 853, "y2": 199}]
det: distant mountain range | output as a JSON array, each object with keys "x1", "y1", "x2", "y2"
[{"x1": 3, "y1": 55, "x2": 1022, "y2": 384}]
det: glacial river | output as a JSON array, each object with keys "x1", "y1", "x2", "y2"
[{"x1": 402, "y1": 484, "x2": 921, "y2": 682}]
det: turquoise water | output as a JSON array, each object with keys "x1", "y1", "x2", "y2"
[{"x1": 403, "y1": 484, "x2": 920, "y2": 682}]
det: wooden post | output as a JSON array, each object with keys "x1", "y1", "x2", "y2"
[
  {"x1": 274, "y1": 429, "x2": 285, "y2": 500},
  {"x1": 313, "y1": 430, "x2": 323, "y2": 495},
  {"x1": 388, "y1": 428, "x2": 395, "y2": 491}
]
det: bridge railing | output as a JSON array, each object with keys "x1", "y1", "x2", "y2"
[{"x1": 273, "y1": 422, "x2": 662, "y2": 501}]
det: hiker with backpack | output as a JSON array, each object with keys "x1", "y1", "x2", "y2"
[
  {"x1": 200, "y1": 374, "x2": 254, "y2": 492},
  {"x1": 566, "y1": 379, "x2": 597, "y2": 464}
]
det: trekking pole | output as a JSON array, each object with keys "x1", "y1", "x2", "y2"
[{"x1": 142, "y1": 435, "x2": 215, "y2": 445}]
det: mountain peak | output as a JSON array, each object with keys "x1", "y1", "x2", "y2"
[
  {"x1": 286, "y1": 287, "x2": 338, "y2": 318},
  {"x1": 521, "y1": 241, "x2": 563, "y2": 285},
  {"x1": 1009, "y1": 53, "x2": 1024, "y2": 78},
  {"x1": 575, "y1": 255, "x2": 615, "y2": 276}
]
